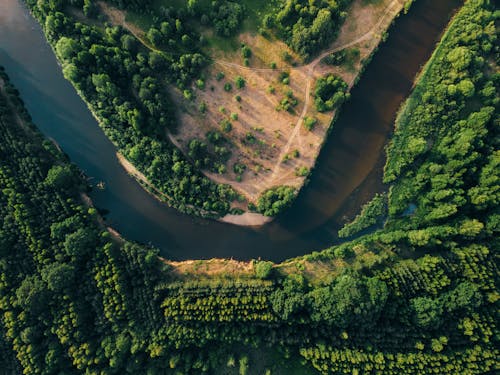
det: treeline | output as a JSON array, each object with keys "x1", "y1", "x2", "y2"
[
  {"x1": 0, "y1": 68, "x2": 166, "y2": 373},
  {"x1": 25, "y1": 0, "x2": 235, "y2": 218}
]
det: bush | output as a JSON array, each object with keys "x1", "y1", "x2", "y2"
[
  {"x1": 257, "y1": 186, "x2": 297, "y2": 216},
  {"x1": 220, "y1": 119, "x2": 233, "y2": 132},
  {"x1": 255, "y1": 261, "x2": 274, "y2": 279},
  {"x1": 233, "y1": 163, "x2": 246, "y2": 174},
  {"x1": 314, "y1": 74, "x2": 348, "y2": 112},
  {"x1": 303, "y1": 116, "x2": 317, "y2": 131},
  {"x1": 235, "y1": 76, "x2": 245, "y2": 89},
  {"x1": 216, "y1": 71, "x2": 225, "y2": 81},
  {"x1": 241, "y1": 45, "x2": 252, "y2": 58}
]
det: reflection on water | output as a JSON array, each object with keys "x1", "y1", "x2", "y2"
[{"x1": 0, "y1": 0, "x2": 459, "y2": 261}]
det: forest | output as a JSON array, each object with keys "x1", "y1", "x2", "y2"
[
  {"x1": 25, "y1": 0, "x2": 237, "y2": 218},
  {"x1": 0, "y1": 0, "x2": 498, "y2": 373}
]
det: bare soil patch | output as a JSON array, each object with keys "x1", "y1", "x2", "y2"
[
  {"x1": 167, "y1": 0, "x2": 406, "y2": 207},
  {"x1": 91, "y1": 0, "x2": 405, "y2": 216}
]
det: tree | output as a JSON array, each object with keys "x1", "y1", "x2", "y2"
[
  {"x1": 147, "y1": 28, "x2": 162, "y2": 47},
  {"x1": 64, "y1": 228, "x2": 98, "y2": 260},
  {"x1": 255, "y1": 261, "x2": 273, "y2": 279},
  {"x1": 16, "y1": 275, "x2": 48, "y2": 315},
  {"x1": 411, "y1": 297, "x2": 443, "y2": 329},
  {"x1": 235, "y1": 76, "x2": 245, "y2": 89},
  {"x1": 44, "y1": 165, "x2": 76, "y2": 191},
  {"x1": 41, "y1": 263, "x2": 75, "y2": 293},
  {"x1": 55, "y1": 37, "x2": 79, "y2": 61}
]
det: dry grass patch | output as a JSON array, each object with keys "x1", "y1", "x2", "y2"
[{"x1": 164, "y1": 258, "x2": 256, "y2": 280}]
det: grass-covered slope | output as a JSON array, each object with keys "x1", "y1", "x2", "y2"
[{"x1": 0, "y1": 0, "x2": 498, "y2": 373}]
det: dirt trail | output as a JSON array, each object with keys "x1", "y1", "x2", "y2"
[
  {"x1": 97, "y1": 0, "x2": 404, "y2": 205},
  {"x1": 268, "y1": 0, "x2": 402, "y2": 182},
  {"x1": 98, "y1": 1, "x2": 161, "y2": 52}
]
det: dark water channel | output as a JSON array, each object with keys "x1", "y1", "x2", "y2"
[{"x1": 0, "y1": 0, "x2": 460, "y2": 261}]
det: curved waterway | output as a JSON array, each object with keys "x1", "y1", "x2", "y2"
[{"x1": 0, "y1": 0, "x2": 460, "y2": 261}]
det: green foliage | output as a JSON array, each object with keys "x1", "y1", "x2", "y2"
[
  {"x1": 216, "y1": 71, "x2": 225, "y2": 81},
  {"x1": 276, "y1": 90, "x2": 298, "y2": 113},
  {"x1": 44, "y1": 165, "x2": 77, "y2": 191},
  {"x1": 255, "y1": 261, "x2": 274, "y2": 279},
  {"x1": 25, "y1": 0, "x2": 233, "y2": 218},
  {"x1": 241, "y1": 44, "x2": 252, "y2": 58},
  {"x1": 314, "y1": 73, "x2": 349, "y2": 112},
  {"x1": 209, "y1": 1, "x2": 245, "y2": 36},
  {"x1": 338, "y1": 193, "x2": 387, "y2": 238},
  {"x1": 295, "y1": 166, "x2": 309, "y2": 177},
  {"x1": 265, "y1": 0, "x2": 353, "y2": 59},
  {"x1": 235, "y1": 76, "x2": 246, "y2": 89},
  {"x1": 322, "y1": 50, "x2": 346, "y2": 65},
  {"x1": 233, "y1": 162, "x2": 246, "y2": 175},
  {"x1": 2, "y1": 0, "x2": 499, "y2": 373},
  {"x1": 220, "y1": 118, "x2": 233, "y2": 132},
  {"x1": 257, "y1": 186, "x2": 297, "y2": 216},
  {"x1": 188, "y1": 137, "x2": 230, "y2": 173},
  {"x1": 303, "y1": 116, "x2": 317, "y2": 131}
]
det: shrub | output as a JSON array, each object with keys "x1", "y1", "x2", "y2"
[
  {"x1": 303, "y1": 116, "x2": 317, "y2": 131},
  {"x1": 257, "y1": 186, "x2": 297, "y2": 216},
  {"x1": 255, "y1": 261, "x2": 274, "y2": 279},
  {"x1": 241, "y1": 45, "x2": 252, "y2": 58},
  {"x1": 295, "y1": 166, "x2": 309, "y2": 177},
  {"x1": 235, "y1": 76, "x2": 245, "y2": 89},
  {"x1": 314, "y1": 74, "x2": 348, "y2": 112},
  {"x1": 233, "y1": 163, "x2": 246, "y2": 174},
  {"x1": 220, "y1": 119, "x2": 232, "y2": 132},
  {"x1": 216, "y1": 71, "x2": 225, "y2": 81}
]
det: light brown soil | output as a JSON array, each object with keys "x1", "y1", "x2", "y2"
[
  {"x1": 166, "y1": 0, "x2": 405, "y2": 206},
  {"x1": 95, "y1": 0, "x2": 405, "y2": 216},
  {"x1": 219, "y1": 212, "x2": 272, "y2": 226}
]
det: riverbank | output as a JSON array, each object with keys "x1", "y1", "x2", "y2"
[{"x1": 117, "y1": 152, "x2": 272, "y2": 226}]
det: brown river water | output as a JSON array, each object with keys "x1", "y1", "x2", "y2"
[{"x1": 0, "y1": 0, "x2": 460, "y2": 261}]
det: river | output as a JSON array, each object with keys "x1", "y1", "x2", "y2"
[{"x1": 0, "y1": 0, "x2": 460, "y2": 261}]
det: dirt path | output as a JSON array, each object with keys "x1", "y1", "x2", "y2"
[
  {"x1": 268, "y1": 0, "x2": 402, "y2": 182},
  {"x1": 95, "y1": 0, "x2": 404, "y2": 209},
  {"x1": 98, "y1": 1, "x2": 161, "y2": 53}
]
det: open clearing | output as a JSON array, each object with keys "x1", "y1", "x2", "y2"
[{"x1": 100, "y1": 0, "x2": 406, "y2": 212}]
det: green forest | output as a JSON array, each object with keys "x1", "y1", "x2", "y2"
[{"x1": 0, "y1": 0, "x2": 499, "y2": 373}]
